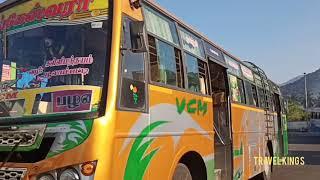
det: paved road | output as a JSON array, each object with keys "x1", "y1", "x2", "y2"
[
  {"x1": 289, "y1": 134, "x2": 320, "y2": 165},
  {"x1": 271, "y1": 165, "x2": 320, "y2": 180},
  {"x1": 288, "y1": 134, "x2": 320, "y2": 144},
  {"x1": 271, "y1": 133, "x2": 320, "y2": 179}
]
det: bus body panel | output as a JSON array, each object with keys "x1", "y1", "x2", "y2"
[
  {"x1": 231, "y1": 103, "x2": 275, "y2": 179},
  {"x1": 112, "y1": 84, "x2": 214, "y2": 179}
]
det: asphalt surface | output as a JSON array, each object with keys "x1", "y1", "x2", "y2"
[
  {"x1": 288, "y1": 133, "x2": 320, "y2": 165},
  {"x1": 271, "y1": 133, "x2": 320, "y2": 180}
]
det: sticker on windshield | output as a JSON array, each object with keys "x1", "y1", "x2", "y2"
[
  {"x1": 52, "y1": 90, "x2": 92, "y2": 113},
  {"x1": 0, "y1": 91, "x2": 19, "y2": 102},
  {"x1": 91, "y1": 22, "x2": 103, "y2": 29},
  {"x1": 16, "y1": 54, "x2": 94, "y2": 90}
]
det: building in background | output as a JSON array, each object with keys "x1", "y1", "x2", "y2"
[{"x1": 309, "y1": 108, "x2": 320, "y2": 120}]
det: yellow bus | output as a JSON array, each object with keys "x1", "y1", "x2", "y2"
[{"x1": 0, "y1": 0, "x2": 288, "y2": 179}]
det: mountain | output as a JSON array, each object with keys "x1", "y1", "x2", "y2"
[
  {"x1": 280, "y1": 68, "x2": 320, "y2": 108},
  {"x1": 280, "y1": 75, "x2": 303, "y2": 86}
]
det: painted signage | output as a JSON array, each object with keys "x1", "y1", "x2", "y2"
[
  {"x1": 176, "y1": 97, "x2": 208, "y2": 116},
  {"x1": 240, "y1": 65, "x2": 254, "y2": 82},
  {"x1": 27, "y1": 54, "x2": 94, "y2": 78},
  {"x1": 0, "y1": 0, "x2": 94, "y2": 31},
  {"x1": 1, "y1": 64, "x2": 11, "y2": 82},
  {"x1": 227, "y1": 58, "x2": 239, "y2": 70},
  {"x1": 0, "y1": 91, "x2": 19, "y2": 101},
  {"x1": 204, "y1": 42, "x2": 225, "y2": 64},
  {"x1": 180, "y1": 29, "x2": 205, "y2": 58},
  {"x1": 52, "y1": 90, "x2": 92, "y2": 113}
]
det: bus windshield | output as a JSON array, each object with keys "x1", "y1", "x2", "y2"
[
  {"x1": 6, "y1": 22, "x2": 109, "y2": 88},
  {"x1": 0, "y1": 0, "x2": 110, "y2": 119}
]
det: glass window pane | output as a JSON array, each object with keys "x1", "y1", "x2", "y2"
[
  {"x1": 121, "y1": 20, "x2": 144, "y2": 81},
  {"x1": 228, "y1": 74, "x2": 245, "y2": 104},
  {"x1": 185, "y1": 54, "x2": 201, "y2": 92},
  {"x1": 144, "y1": 7, "x2": 179, "y2": 45},
  {"x1": 179, "y1": 29, "x2": 205, "y2": 58},
  {"x1": 120, "y1": 18, "x2": 146, "y2": 110},
  {"x1": 258, "y1": 87, "x2": 266, "y2": 108},
  {"x1": 240, "y1": 64, "x2": 254, "y2": 82},
  {"x1": 6, "y1": 20, "x2": 109, "y2": 88},
  {"x1": 244, "y1": 81, "x2": 258, "y2": 107},
  {"x1": 229, "y1": 74, "x2": 240, "y2": 102},
  {"x1": 225, "y1": 54, "x2": 241, "y2": 76},
  {"x1": 204, "y1": 41, "x2": 224, "y2": 63},
  {"x1": 254, "y1": 73, "x2": 262, "y2": 87},
  {"x1": 237, "y1": 78, "x2": 246, "y2": 104},
  {"x1": 155, "y1": 40, "x2": 177, "y2": 86}
]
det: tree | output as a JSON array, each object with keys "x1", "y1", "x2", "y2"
[{"x1": 287, "y1": 100, "x2": 310, "y2": 121}]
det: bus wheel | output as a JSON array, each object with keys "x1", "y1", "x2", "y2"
[
  {"x1": 173, "y1": 163, "x2": 193, "y2": 180},
  {"x1": 263, "y1": 148, "x2": 272, "y2": 180}
]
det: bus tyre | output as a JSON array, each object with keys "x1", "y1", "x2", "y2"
[
  {"x1": 263, "y1": 149, "x2": 272, "y2": 180},
  {"x1": 173, "y1": 163, "x2": 193, "y2": 180}
]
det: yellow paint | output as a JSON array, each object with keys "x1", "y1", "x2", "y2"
[
  {"x1": 149, "y1": 84, "x2": 173, "y2": 94},
  {"x1": 231, "y1": 103, "x2": 265, "y2": 113}
]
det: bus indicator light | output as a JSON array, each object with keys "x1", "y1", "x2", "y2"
[{"x1": 81, "y1": 162, "x2": 96, "y2": 176}]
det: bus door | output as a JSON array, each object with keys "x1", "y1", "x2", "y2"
[
  {"x1": 208, "y1": 61, "x2": 232, "y2": 180},
  {"x1": 274, "y1": 93, "x2": 284, "y2": 156}
]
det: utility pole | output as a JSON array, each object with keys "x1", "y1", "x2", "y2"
[{"x1": 304, "y1": 73, "x2": 308, "y2": 110}]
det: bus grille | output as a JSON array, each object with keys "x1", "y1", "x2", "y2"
[
  {"x1": 0, "y1": 168, "x2": 27, "y2": 180},
  {"x1": 0, "y1": 130, "x2": 38, "y2": 147}
]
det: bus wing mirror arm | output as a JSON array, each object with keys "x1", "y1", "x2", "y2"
[{"x1": 130, "y1": 21, "x2": 147, "y2": 53}]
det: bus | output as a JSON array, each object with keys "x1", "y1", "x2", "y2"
[{"x1": 0, "y1": 0, "x2": 288, "y2": 179}]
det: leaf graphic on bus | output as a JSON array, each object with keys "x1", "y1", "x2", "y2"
[
  {"x1": 47, "y1": 120, "x2": 93, "y2": 157},
  {"x1": 124, "y1": 121, "x2": 168, "y2": 180}
]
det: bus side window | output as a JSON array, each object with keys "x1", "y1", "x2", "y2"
[
  {"x1": 148, "y1": 35, "x2": 184, "y2": 88},
  {"x1": 144, "y1": 6, "x2": 184, "y2": 88},
  {"x1": 198, "y1": 60, "x2": 209, "y2": 95},
  {"x1": 244, "y1": 81, "x2": 259, "y2": 107},
  {"x1": 228, "y1": 74, "x2": 245, "y2": 104},
  {"x1": 258, "y1": 87, "x2": 266, "y2": 108},
  {"x1": 185, "y1": 53, "x2": 208, "y2": 94},
  {"x1": 118, "y1": 18, "x2": 146, "y2": 111}
]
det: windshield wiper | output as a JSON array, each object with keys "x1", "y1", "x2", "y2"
[{"x1": 0, "y1": 133, "x2": 33, "y2": 169}]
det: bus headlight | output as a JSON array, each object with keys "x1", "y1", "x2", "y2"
[
  {"x1": 36, "y1": 161, "x2": 97, "y2": 180},
  {"x1": 59, "y1": 168, "x2": 80, "y2": 180},
  {"x1": 37, "y1": 174, "x2": 55, "y2": 180}
]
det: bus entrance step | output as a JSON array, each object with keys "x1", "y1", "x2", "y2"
[{"x1": 214, "y1": 169, "x2": 222, "y2": 180}]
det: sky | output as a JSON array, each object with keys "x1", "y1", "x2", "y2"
[{"x1": 156, "y1": 0, "x2": 320, "y2": 84}]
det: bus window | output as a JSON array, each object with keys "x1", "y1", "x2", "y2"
[
  {"x1": 225, "y1": 55, "x2": 241, "y2": 76},
  {"x1": 228, "y1": 74, "x2": 245, "y2": 104},
  {"x1": 144, "y1": 6, "x2": 179, "y2": 45},
  {"x1": 198, "y1": 60, "x2": 209, "y2": 94},
  {"x1": 185, "y1": 53, "x2": 200, "y2": 92},
  {"x1": 240, "y1": 64, "x2": 254, "y2": 82},
  {"x1": 119, "y1": 18, "x2": 146, "y2": 111},
  {"x1": 185, "y1": 53, "x2": 208, "y2": 94},
  {"x1": 265, "y1": 91, "x2": 271, "y2": 110},
  {"x1": 148, "y1": 35, "x2": 183, "y2": 87},
  {"x1": 258, "y1": 87, "x2": 266, "y2": 108},
  {"x1": 254, "y1": 73, "x2": 263, "y2": 87},
  {"x1": 179, "y1": 29, "x2": 205, "y2": 58},
  {"x1": 244, "y1": 81, "x2": 259, "y2": 107}
]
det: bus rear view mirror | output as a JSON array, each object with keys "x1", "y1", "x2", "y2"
[{"x1": 130, "y1": 21, "x2": 147, "y2": 53}]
